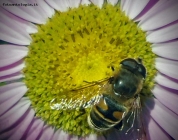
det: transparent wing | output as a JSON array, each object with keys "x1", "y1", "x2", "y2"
[
  {"x1": 120, "y1": 96, "x2": 146, "y2": 140},
  {"x1": 49, "y1": 77, "x2": 111, "y2": 110}
]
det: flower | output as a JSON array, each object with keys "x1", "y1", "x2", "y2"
[{"x1": 0, "y1": 0, "x2": 178, "y2": 140}]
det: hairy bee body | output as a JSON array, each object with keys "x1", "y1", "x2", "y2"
[{"x1": 88, "y1": 58, "x2": 146, "y2": 132}]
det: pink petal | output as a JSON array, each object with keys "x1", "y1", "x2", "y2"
[
  {"x1": 152, "y1": 41, "x2": 178, "y2": 60},
  {"x1": 107, "y1": 0, "x2": 118, "y2": 6},
  {"x1": 0, "y1": 60, "x2": 25, "y2": 77},
  {"x1": 0, "y1": 72, "x2": 23, "y2": 83},
  {"x1": 0, "y1": 7, "x2": 37, "y2": 34},
  {"x1": 121, "y1": 0, "x2": 149, "y2": 19},
  {"x1": 144, "y1": 98, "x2": 178, "y2": 139},
  {"x1": 38, "y1": 126, "x2": 54, "y2": 140},
  {"x1": 0, "y1": 45, "x2": 28, "y2": 68},
  {"x1": 0, "y1": 107, "x2": 34, "y2": 140},
  {"x1": 0, "y1": 0, "x2": 47, "y2": 24},
  {"x1": 25, "y1": 118, "x2": 44, "y2": 140},
  {"x1": 0, "y1": 97, "x2": 30, "y2": 132},
  {"x1": 155, "y1": 58, "x2": 178, "y2": 79},
  {"x1": 81, "y1": 0, "x2": 91, "y2": 5},
  {"x1": 142, "y1": 110, "x2": 172, "y2": 140},
  {"x1": 0, "y1": 20, "x2": 32, "y2": 45},
  {"x1": 155, "y1": 73, "x2": 178, "y2": 90},
  {"x1": 90, "y1": 0, "x2": 104, "y2": 8},
  {"x1": 70, "y1": 135, "x2": 79, "y2": 140},
  {"x1": 45, "y1": 0, "x2": 69, "y2": 12},
  {"x1": 152, "y1": 84, "x2": 178, "y2": 115},
  {"x1": 0, "y1": 82, "x2": 27, "y2": 116},
  {"x1": 35, "y1": 0, "x2": 55, "y2": 18},
  {"x1": 139, "y1": 1, "x2": 178, "y2": 30},
  {"x1": 52, "y1": 129, "x2": 70, "y2": 140},
  {"x1": 146, "y1": 22, "x2": 178, "y2": 43}
]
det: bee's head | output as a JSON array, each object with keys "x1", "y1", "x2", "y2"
[{"x1": 120, "y1": 58, "x2": 146, "y2": 79}]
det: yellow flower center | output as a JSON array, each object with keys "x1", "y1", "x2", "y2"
[{"x1": 23, "y1": 3, "x2": 156, "y2": 136}]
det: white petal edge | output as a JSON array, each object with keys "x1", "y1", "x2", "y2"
[
  {"x1": 90, "y1": 0, "x2": 104, "y2": 8},
  {"x1": 152, "y1": 84, "x2": 178, "y2": 115},
  {"x1": 144, "y1": 98, "x2": 178, "y2": 139},
  {"x1": 0, "y1": 45, "x2": 28, "y2": 68},
  {"x1": 155, "y1": 73, "x2": 178, "y2": 90},
  {"x1": 152, "y1": 41, "x2": 178, "y2": 60},
  {"x1": 139, "y1": 0, "x2": 178, "y2": 30},
  {"x1": 81, "y1": 0, "x2": 91, "y2": 5},
  {"x1": 45, "y1": 0, "x2": 69, "y2": 12},
  {"x1": 107, "y1": 0, "x2": 118, "y2": 6},
  {"x1": 121, "y1": 0, "x2": 149, "y2": 19},
  {"x1": 155, "y1": 57, "x2": 178, "y2": 79},
  {"x1": 146, "y1": 22, "x2": 178, "y2": 43},
  {"x1": 0, "y1": 7, "x2": 37, "y2": 34}
]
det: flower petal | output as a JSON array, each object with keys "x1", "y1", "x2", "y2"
[
  {"x1": 52, "y1": 129, "x2": 70, "y2": 140},
  {"x1": 142, "y1": 110, "x2": 172, "y2": 140},
  {"x1": 155, "y1": 73, "x2": 178, "y2": 90},
  {"x1": 67, "y1": 0, "x2": 81, "y2": 8},
  {"x1": 139, "y1": 0, "x2": 178, "y2": 30},
  {"x1": 152, "y1": 84, "x2": 178, "y2": 115},
  {"x1": 144, "y1": 98, "x2": 178, "y2": 139},
  {"x1": 155, "y1": 58, "x2": 178, "y2": 79},
  {"x1": 35, "y1": 0, "x2": 55, "y2": 18},
  {"x1": 0, "y1": 0, "x2": 47, "y2": 24},
  {"x1": 81, "y1": 0, "x2": 91, "y2": 5},
  {"x1": 0, "y1": 72, "x2": 23, "y2": 83},
  {"x1": 0, "y1": 97, "x2": 31, "y2": 132},
  {"x1": 121, "y1": 0, "x2": 149, "y2": 19},
  {"x1": 0, "y1": 7, "x2": 37, "y2": 34},
  {"x1": 45, "y1": 0, "x2": 69, "y2": 12},
  {"x1": 24, "y1": 118, "x2": 44, "y2": 140},
  {"x1": 90, "y1": 0, "x2": 104, "y2": 8},
  {"x1": 107, "y1": 0, "x2": 118, "y2": 6},
  {"x1": 0, "y1": 45, "x2": 28, "y2": 68},
  {"x1": 152, "y1": 41, "x2": 178, "y2": 60},
  {"x1": 0, "y1": 60, "x2": 25, "y2": 77},
  {"x1": 146, "y1": 22, "x2": 178, "y2": 43},
  {"x1": 0, "y1": 82, "x2": 27, "y2": 116},
  {"x1": 38, "y1": 126, "x2": 54, "y2": 140}
]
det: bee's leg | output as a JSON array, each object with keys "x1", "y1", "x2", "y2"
[
  {"x1": 114, "y1": 121, "x2": 124, "y2": 131},
  {"x1": 75, "y1": 108, "x2": 86, "y2": 119}
]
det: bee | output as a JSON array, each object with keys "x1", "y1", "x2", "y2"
[{"x1": 50, "y1": 58, "x2": 147, "y2": 139}]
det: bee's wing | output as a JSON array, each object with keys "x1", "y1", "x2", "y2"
[{"x1": 121, "y1": 96, "x2": 146, "y2": 140}]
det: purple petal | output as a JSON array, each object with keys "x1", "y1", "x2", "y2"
[
  {"x1": 0, "y1": 60, "x2": 25, "y2": 77},
  {"x1": 84, "y1": 134, "x2": 106, "y2": 140},
  {"x1": 144, "y1": 98, "x2": 178, "y2": 139},
  {"x1": 0, "y1": 97, "x2": 31, "y2": 132},
  {"x1": 121, "y1": 0, "x2": 149, "y2": 19},
  {"x1": 155, "y1": 58, "x2": 178, "y2": 79},
  {"x1": 152, "y1": 84, "x2": 178, "y2": 115},
  {"x1": 52, "y1": 129, "x2": 70, "y2": 140},
  {"x1": 139, "y1": 1, "x2": 178, "y2": 30},
  {"x1": 0, "y1": 106, "x2": 34, "y2": 140},
  {"x1": 90, "y1": 0, "x2": 104, "y2": 8},
  {"x1": 107, "y1": 0, "x2": 118, "y2": 6},
  {"x1": 146, "y1": 22, "x2": 178, "y2": 43},
  {"x1": 0, "y1": 82, "x2": 27, "y2": 116},
  {"x1": 0, "y1": 72, "x2": 23, "y2": 83},
  {"x1": 142, "y1": 110, "x2": 172, "y2": 140},
  {"x1": 152, "y1": 41, "x2": 178, "y2": 60},
  {"x1": 25, "y1": 118, "x2": 44, "y2": 140},
  {"x1": 81, "y1": 0, "x2": 91, "y2": 5},
  {"x1": 35, "y1": 0, "x2": 55, "y2": 18},
  {"x1": 0, "y1": 7, "x2": 37, "y2": 34},
  {"x1": 155, "y1": 73, "x2": 178, "y2": 90},
  {"x1": 0, "y1": 45, "x2": 28, "y2": 68},
  {"x1": 38, "y1": 126, "x2": 54, "y2": 140},
  {"x1": 45, "y1": 0, "x2": 69, "y2": 12},
  {"x1": 0, "y1": 0, "x2": 47, "y2": 24}
]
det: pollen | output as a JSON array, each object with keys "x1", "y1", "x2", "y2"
[{"x1": 23, "y1": 3, "x2": 156, "y2": 136}]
